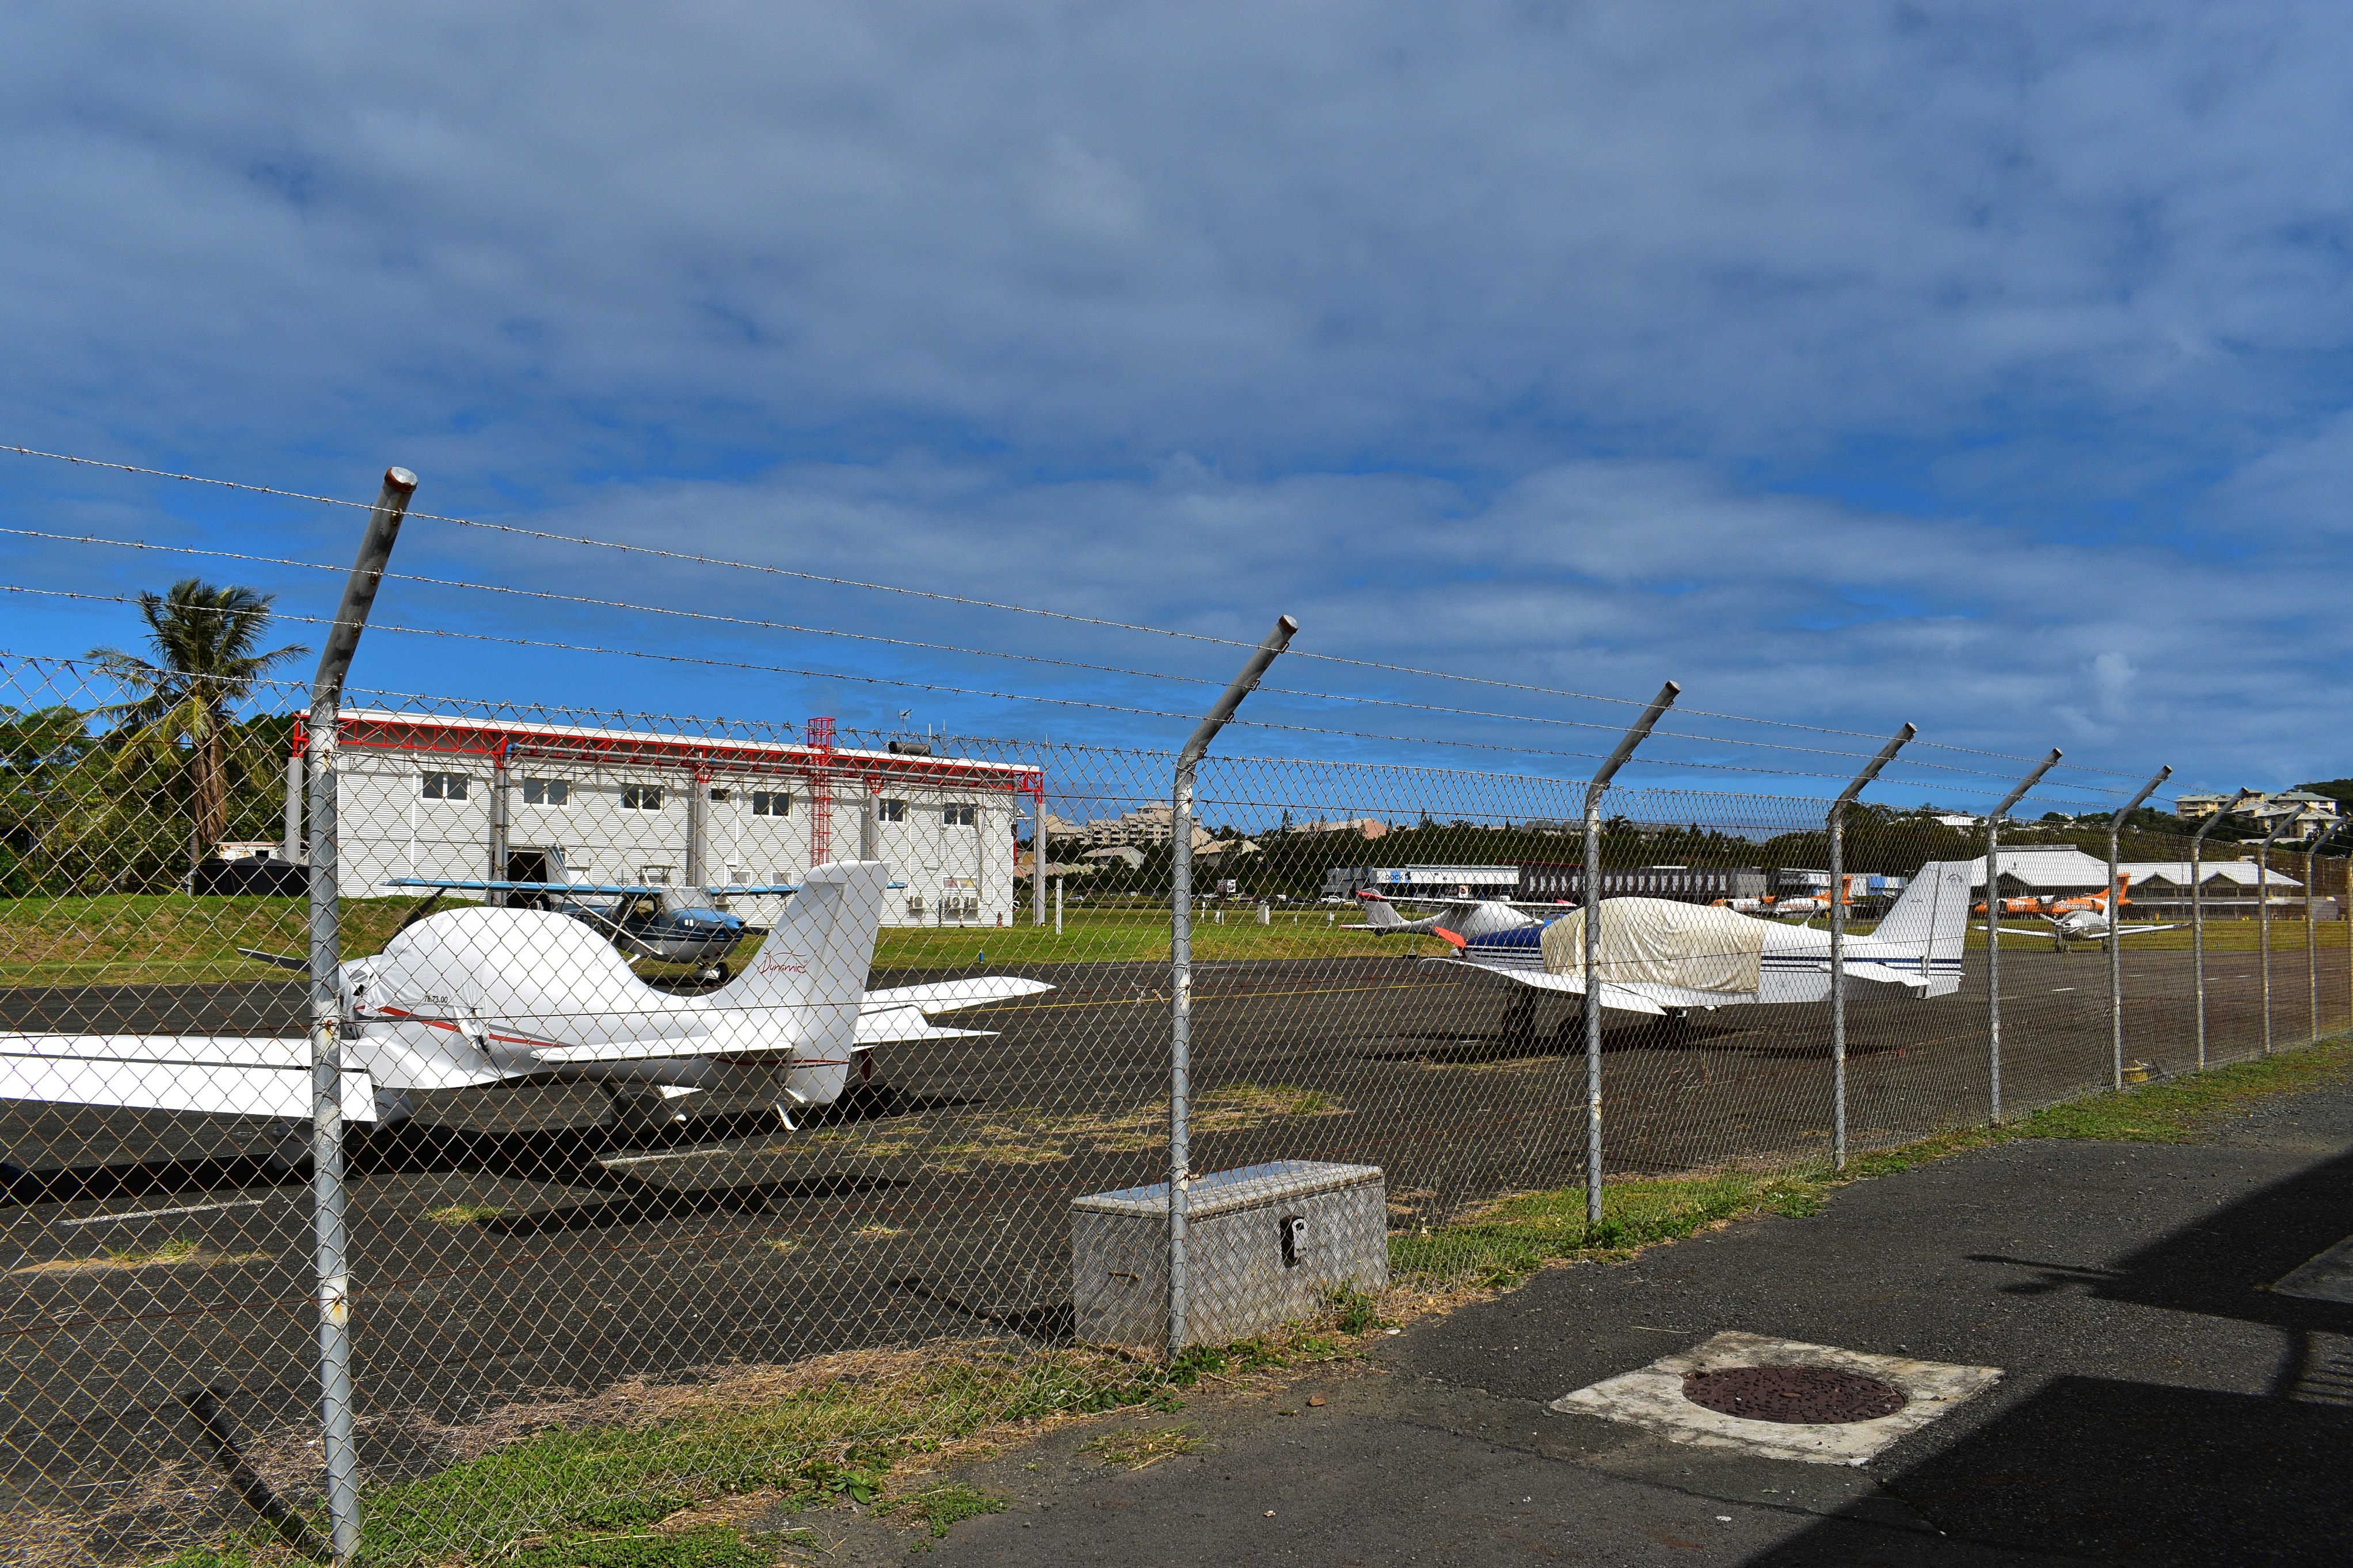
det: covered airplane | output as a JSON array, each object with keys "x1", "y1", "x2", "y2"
[
  {"x1": 1, "y1": 861, "x2": 1048, "y2": 1143},
  {"x1": 1418, "y1": 861, "x2": 1974, "y2": 1018}
]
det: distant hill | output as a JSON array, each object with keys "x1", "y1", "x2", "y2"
[{"x1": 2294, "y1": 780, "x2": 2353, "y2": 805}]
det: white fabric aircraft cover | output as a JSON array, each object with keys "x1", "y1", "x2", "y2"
[{"x1": 1539, "y1": 899, "x2": 1766, "y2": 996}]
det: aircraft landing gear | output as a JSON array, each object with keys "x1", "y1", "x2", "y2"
[
  {"x1": 1499, "y1": 991, "x2": 1540, "y2": 1044},
  {"x1": 259, "y1": 1117, "x2": 309, "y2": 1178},
  {"x1": 698, "y1": 961, "x2": 733, "y2": 986}
]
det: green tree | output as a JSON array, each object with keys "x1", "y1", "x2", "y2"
[{"x1": 87, "y1": 579, "x2": 307, "y2": 865}]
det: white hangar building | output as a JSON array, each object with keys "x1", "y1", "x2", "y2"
[{"x1": 317, "y1": 711, "x2": 1038, "y2": 927}]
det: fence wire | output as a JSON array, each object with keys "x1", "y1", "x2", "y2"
[{"x1": 1, "y1": 653, "x2": 2346, "y2": 1566}]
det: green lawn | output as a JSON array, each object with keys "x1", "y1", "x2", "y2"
[
  {"x1": 0, "y1": 895, "x2": 1446, "y2": 987},
  {"x1": 0, "y1": 895, "x2": 420, "y2": 987}
]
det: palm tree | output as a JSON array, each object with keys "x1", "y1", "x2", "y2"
[{"x1": 89, "y1": 579, "x2": 308, "y2": 865}]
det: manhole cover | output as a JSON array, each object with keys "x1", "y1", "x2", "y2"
[{"x1": 1682, "y1": 1365, "x2": 1908, "y2": 1424}]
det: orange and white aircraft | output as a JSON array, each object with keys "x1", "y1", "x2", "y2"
[
  {"x1": 1975, "y1": 875, "x2": 2138, "y2": 921},
  {"x1": 1717, "y1": 876, "x2": 1860, "y2": 921},
  {"x1": 1973, "y1": 893, "x2": 2047, "y2": 918},
  {"x1": 1981, "y1": 879, "x2": 2177, "y2": 952}
]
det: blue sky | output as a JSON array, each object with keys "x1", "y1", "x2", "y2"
[{"x1": 4, "y1": 2, "x2": 2351, "y2": 811}]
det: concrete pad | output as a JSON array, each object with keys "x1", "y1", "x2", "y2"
[
  {"x1": 2274, "y1": 1233, "x2": 2353, "y2": 1303},
  {"x1": 1548, "y1": 1329, "x2": 2002, "y2": 1466}
]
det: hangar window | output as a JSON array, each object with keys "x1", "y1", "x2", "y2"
[
  {"x1": 943, "y1": 803, "x2": 977, "y2": 827},
  {"x1": 420, "y1": 770, "x2": 469, "y2": 802},
  {"x1": 621, "y1": 784, "x2": 665, "y2": 811},
  {"x1": 708, "y1": 788, "x2": 732, "y2": 803},
  {"x1": 752, "y1": 790, "x2": 793, "y2": 817},
  {"x1": 521, "y1": 777, "x2": 570, "y2": 807},
  {"x1": 878, "y1": 798, "x2": 907, "y2": 823}
]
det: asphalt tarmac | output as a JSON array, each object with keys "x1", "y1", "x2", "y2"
[
  {"x1": 890, "y1": 1071, "x2": 2353, "y2": 1566},
  {"x1": 2, "y1": 943, "x2": 2346, "y2": 1551}
]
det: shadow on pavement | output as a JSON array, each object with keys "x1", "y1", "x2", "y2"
[{"x1": 1748, "y1": 1149, "x2": 2353, "y2": 1566}]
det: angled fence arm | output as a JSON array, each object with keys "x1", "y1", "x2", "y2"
[
  {"x1": 1830, "y1": 724, "x2": 1914, "y2": 1170},
  {"x1": 1583, "y1": 681, "x2": 1679, "y2": 1226},
  {"x1": 1168, "y1": 614, "x2": 1296, "y2": 1360},
  {"x1": 1985, "y1": 750, "x2": 2061, "y2": 1124},
  {"x1": 2107, "y1": 765, "x2": 2171, "y2": 1090},
  {"x1": 307, "y1": 466, "x2": 416, "y2": 1566}
]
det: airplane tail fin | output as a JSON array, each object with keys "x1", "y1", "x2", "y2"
[
  {"x1": 1360, "y1": 897, "x2": 1406, "y2": 930},
  {"x1": 708, "y1": 861, "x2": 890, "y2": 1088},
  {"x1": 1871, "y1": 861, "x2": 1973, "y2": 994}
]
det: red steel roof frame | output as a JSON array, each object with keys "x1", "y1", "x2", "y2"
[{"x1": 331, "y1": 709, "x2": 1042, "y2": 797}]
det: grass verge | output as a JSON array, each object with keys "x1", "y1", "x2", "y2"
[{"x1": 1389, "y1": 1032, "x2": 2353, "y2": 1294}]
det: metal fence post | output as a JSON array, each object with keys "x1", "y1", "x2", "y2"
[
  {"x1": 2258, "y1": 813, "x2": 2298, "y2": 1055},
  {"x1": 1032, "y1": 790, "x2": 1047, "y2": 926},
  {"x1": 1168, "y1": 615, "x2": 1296, "y2": 1360},
  {"x1": 2190, "y1": 789, "x2": 2255, "y2": 1071},
  {"x1": 2107, "y1": 765, "x2": 2171, "y2": 1090},
  {"x1": 1830, "y1": 724, "x2": 1914, "y2": 1170},
  {"x1": 2307, "y1": 844, "x2": 2319, "y2": 1044},
  {"x1": 1985, "y1": 750, "x2": 2062, "y2": 1124},
  {"x1": 308, "y1": 467, "x2": 416, "y2": 1565},
  {"x1": 1583, "y1": 682, "x2": 1679, "y2": 1227}
]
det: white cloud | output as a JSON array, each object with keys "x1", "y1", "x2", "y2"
[{"x1": 2, "y1": 3, "x2": 2352, "y2": 799}]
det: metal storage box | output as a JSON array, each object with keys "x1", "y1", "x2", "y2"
[{"x1": 1072, "y1": 1160, "x2": 1387, "y2": 1350}]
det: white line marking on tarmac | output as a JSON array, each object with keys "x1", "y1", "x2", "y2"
[{"x1": 60, "y1": 1199, "x2": 269, "y2": 1227}]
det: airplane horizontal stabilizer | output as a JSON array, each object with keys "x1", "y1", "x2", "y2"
[
  {"x1": 1842, "y1": 962, "x2": 1932, "y2": 990},
  {"x1": 1, "y1": 1035, "x2": 378, "y2": 1121},
  {"x1": 854, "y1": 1005, "x2": 995, "y2": 1047},
  {"x1": 862, "y1": 978, "x2": 1054, "y2": 1014}
]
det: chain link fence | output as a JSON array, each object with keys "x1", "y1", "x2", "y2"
[{"x1": 3, "y1": 651, "x2": 2347, "y2": 1565}]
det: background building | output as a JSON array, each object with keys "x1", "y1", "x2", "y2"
[{"x1": 324, "y1": 711, "x2": 1037, "y2": 926}]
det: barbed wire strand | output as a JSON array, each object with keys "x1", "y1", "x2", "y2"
[
  {"x1": 0, "y1": 443, "x2": 2142, "y2": 781},
  {"x1": 0, "y1": 587, "x2": 2130, "y2": 801},
  {"x1": 1, "y1": 525, "x2": 2095, "y2": 789}
]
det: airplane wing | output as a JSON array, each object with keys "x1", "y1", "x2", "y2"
[
  {"x1": 1422, "y1": 958, "x2": 1672, "y2": 1016},
  {"x1": 1, "y1": 1034, "x2": 380, "y2": 1120},
  {"x1": 386, "y1": 877, "x2": 808, "y2": 896},
  {"x1": 1977, "y1": 925, "x2": 2057, "y2": 940},
  {"x1": 2113, "y1": 924, "x2": 2181, "y2": 936}
]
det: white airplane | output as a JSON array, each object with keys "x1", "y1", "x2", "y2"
[
  {"x1": 1426, "y1": 861, "x2": 1975, "y2": 1019},
  {"x1": 1348, "y1": 892, "x2": 1570, "y2": 941},
  {"x1": 0, "y1": 861, "x2": 1049, "y2": 1149}
]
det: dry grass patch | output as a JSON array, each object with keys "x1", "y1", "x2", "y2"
[
  {"x1": 425, "y1": 1204, "x2": 504, "y2": 1226},
  {"x1": 1081, "y1": 1424, "x2": 1202, "y2": 1470},
  {"x1": 9, "y1": 1236, "x2": 275, "y2": 1276}
]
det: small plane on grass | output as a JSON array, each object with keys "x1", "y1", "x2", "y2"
[
  {"x1": 1360, "y1": 863, "x2": 1974, "y2": 1027},
  {"x1": 1, "y1": 861, "x2": 1050, "y2": 1154}
]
